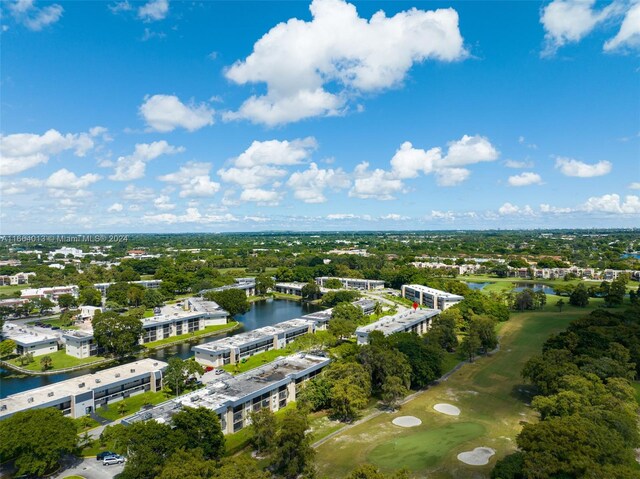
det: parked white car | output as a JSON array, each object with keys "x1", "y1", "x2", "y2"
[{"x1": 103, "y1": 454, "x2": 125, "y2": 466}]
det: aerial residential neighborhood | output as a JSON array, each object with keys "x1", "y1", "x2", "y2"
[{"x1": 1, "y1": 0, "x2": 639, "y2": 478}]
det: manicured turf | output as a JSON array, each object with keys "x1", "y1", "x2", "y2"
[
  {"x1": 97, "y1": 391, "x2": 167, "y2": 421},
  {"x1": 368, "y1": 422, "x2": 486, "y2": 471},
  {"x1": 7, "y1": 349, "x2": 107, "y2": 371},
  {"x1": 27, "y1": 317, "x2": 79, "y2": 330},
  {"x1": 315, "y1": 308, "x2": 586, "y2": 478}
]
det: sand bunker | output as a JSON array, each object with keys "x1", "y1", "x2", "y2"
[
  {"x1": 457, "y1": 447, "x2": 496, "y2": 465},
  {"x1": 433, "y1": 403, "x2": 461, "y2": 416},
  {"x1": 392, "y1": 416, "x2": 422, "y2": 427}
]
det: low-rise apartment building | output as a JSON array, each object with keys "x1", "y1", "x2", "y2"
[
  {"x1": 355, "y1": 309, "x2": 441, "y2": 345},
  {"x1": 123, "y1": 353, "x2": 329, "y2": 434},
  {"x1": 63, "y1": 330, "x2": 98, "y2": 359},
  {"x1": 2, "y1": 323, "x2": 59, "y2": 357},
  {"x1": 192, "y1": 318, "x2": 316, "y2": 367},
  {"x1": 21, "y1": 285, "x2": 79, "y2": 301},
  {"x1": 0, "y1": 359, "x2": 167, "y2": 419},
  {"x1": 316, "y1": 277, "x2": 385, "y2": 290},
  {"x1": 401, "y1": 284, "x2": 464, "y2": 310}
]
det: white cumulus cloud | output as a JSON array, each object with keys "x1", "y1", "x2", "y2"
[
  {"x1": 555, "y1": 157, "x2": 612, "y2": 177},
  {"x1": 139, "y1": 94, "x2": 214, "y2": 132},
  {"x1": 0, "y1": 129, "x2": 94, "y2": 176},
  {"x1": 629, "y1": 182, "x2": 640, "y2": 190},
  {"x1": 581, "y1": 193, "x2": 640, "y2": 214},
  {"x1": 349, "y1": 162, "x2": 405, "y2": 200},
  {"x1": 108, "y1": 203, "x2": 124, "y2": 212},
  {"x1": 45, "y1": 169, "x2": 101, "y2": 189},
  {"x1": 505, "y1": 159, "x2": 534, "y2": 169},
  {"x1": 604, "y1": 2, "x2": 640, "y2": 51},
  {"x1": 158, "y1": 162, "x2": 220, "y2": 198},
  {"x1": 239, "y1": 188, "x2": 282, "y2": 205},
  {"x1": 109, "y1": 141, "x2": 184, "y2": 181},
  {"x1": 9, "y1": 0, "x2": 63, "y2": 31},
  {"x1": 224, "y1": 0, "x2": 466, "y2": 125},
  {"x1": 287, "y1": 162, "x2": 350, "y2": 203},
  {"x1": 508, "y1": 172, "x2": 543, "y2": 187},
  {"x1": 540, "y1": 0, "x2": 620, "y2": 56},
  {"x1": 138, "y1": 0, "x2": 168, "y2": 21}
]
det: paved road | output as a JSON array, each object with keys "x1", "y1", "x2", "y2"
[{"x1": 52, "y1": 456, "x2": 125, "y2": 479}]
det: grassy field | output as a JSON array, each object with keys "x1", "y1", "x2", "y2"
[
  {"x1": 142, "y1": 321, "x2": 239, "y2": 349},
  {"x1": 0, "y1": 284, "x2": 28, "y2": 297},
  {"x1": 26, "y1": 317, "x2": 79, "y2": 330},
  {"x1": 6, "y1": 349, "x2": 107, "y2": 372},
  {"x1": 96, "y1": 390, "x2": 167, "y2": 421},
  {"x1": 315, "y1": 308, "x2": 586, "y2": 478}
]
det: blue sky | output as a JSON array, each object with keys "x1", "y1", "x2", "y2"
[{"x1": 1, "y1": 0, "x2": 639, "y2": 233}]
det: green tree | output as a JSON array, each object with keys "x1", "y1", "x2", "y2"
[
  {"x1": 92, "y1": 310, "x2": 143, "y2": 357},
  {"x1": 491, "y1": 452, "x2": 524, "y2": 479},
  {"x1": 328, "y1": 317, "x2": 357, "y2": 340},
  {"x1": 142, "y1": 288, "x2": 165, "y2": 308},
  {"x1": 156, "y1": 448, "x2": 217, "y2": 479},
  {"x1": 301, "y1": 281, "x2": 321, "y2": 301},
  {"x1": 381, "y1": 375, "x2": 408, "y2": 409},
  {"x1": 118, "y1": 401, "x2": 128, "y2": 416},
  {"x1": 390, "y1": 332, "x2": 444, "y2": 388},
  {"x1": 459, "y1": 333, "x2": 481, "y2": 362},
  {"x1": 373, "y1": 301, "x2": 383, "y2": 317},
  {"x1": 117, "y1": 420, "x2": 181, "y2": 479},
  {"x1": 271, "y1": 408, "x2": 315, "y2": 479},
  {"x1": 205, "y1": 288, "x2": 250, "y2": 316},
  {"x1": 605, "y1": 277, "x2": 626, "y2": 307},
  {"x1": 172, "y1": 407, "x2": 225, "y2": 460},
  {"x1": 0, "y1": 339, "x2": 16, "y2": 358},
  {"x1": 555, "y1": 298, "x2": 565, "y2": 312},
  {"x1": 324, "y1": 278, "x2": 344, "y2": 289},
  {"x1": 469, "y1": 315, "x2": 498, "y2": 353},
  {"x1": 297, "y1": 376, "x2": 333, "y2": 412},
  {"x1": 332, "y1": 301, "x2": 365, "y2": 324},
  {"x1": 79, "y1": 286, "x2": 102, "y2": 306},
  {"x1": 569, "y1": 283, "x2": 589, "y2": 307},
  {"x1": 163, "y1": 357, "x2": 203, "y2": 395},
  {"x1": 427, "y1": 315, "x2": 459, "y2": 352},
  {"x1": 37, "y1": 297, "x2": 55, "y2": 314},
  {"x1": 255, "y1": 273, "x2": 275, "y2": 295},
  {"x1": 40, "y1": 354, "x2": 53, "y2": 371},
  {"x1": 249, "y1": 407, "x2": 277, "y2": 455},
  {"x1": 0, "y1": 409, "x2": 78, "y2": 477},
  {"x1": 331, "y1": 377, "x2": 370, "y2": 421},
  {"x1": 57, "y1": 293, "x2": 77, "y2": 309}
]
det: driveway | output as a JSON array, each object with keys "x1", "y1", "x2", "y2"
[{"x1": 52, "y1": 456, "x2": 125, "y2": 479}]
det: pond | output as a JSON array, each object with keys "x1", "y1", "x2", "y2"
[
  {"x1": 464, "y1": 282, "x2": 492, "y2": 290},
  {"x1": 621, "y1": 253, "x2": 640, "y2": 259},
  {"x1": 512, "y1": 283, "x2": 556, "y2": 295},
  {"x1": 0, "y1": 299, "x2": 323, "y2": 398}
]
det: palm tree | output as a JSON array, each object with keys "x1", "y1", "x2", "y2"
[
  {"x1": 118, "y1": 401, "x2": 128, "y2": 416},
  {"x1": 40, "y1": 355, "x2": 53, "y2": 371},
  {"x1": 373, "y1": 301, "x2": 383, "y2": 317}
]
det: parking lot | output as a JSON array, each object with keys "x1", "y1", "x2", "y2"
[{"x1": 52, "y1": 456, "x2": 125, "y2": 479}]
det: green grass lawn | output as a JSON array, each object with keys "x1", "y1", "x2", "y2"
[
  {"x1": 26, "y1": 317, "x2": 79, "y2": 330},
  {"x1": 315, "y1": 308, "x2": 584, "y2": 479},
  {"x1": 223, "y1": 348, "x2": 292, "y2": 374},
  {"x1": 6, "y1": 349, "x2": 107, "y2": 372},
  {"x1": 142, "y1": 321, "x2": 239, "y2": 349},
  {"x1": 631, "y1": 382, "x2": 640, "y2": 406},
  {"x1": 0, "y1": 284, "x2": 28, "y2": 297},
  {"x1": 96, "y1": 390, "x2": 168, "y2": 422},
  {"x1": 73, "y1": 416, "x2": 101, "y2": 432}
]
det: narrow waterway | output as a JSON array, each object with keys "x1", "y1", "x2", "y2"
[{"x1": 0, "y1": 299, "x2": 323, "y2": 398}]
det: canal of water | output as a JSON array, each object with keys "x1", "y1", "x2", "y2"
[{"x1": 0, "y1": 299, "x2": 323, "y2": 398}]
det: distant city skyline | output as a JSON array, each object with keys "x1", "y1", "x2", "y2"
[{"x1": 1, "y1": 0, "x2": 639, "y2": 233}]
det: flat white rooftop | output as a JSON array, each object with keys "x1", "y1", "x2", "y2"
[
  {"x1": 2, "y1": 323, "x2": 58, "y2": 345},
  {"x1": 125, "y1": 353, "x2": 329, "y2": 423},
  {"x1": 403, "y1": 284, "x2": 464, "y2": 300},
  {"x1": 356, "y1": 309, "x2": 441, "y2": 336},
  {"x1": 193, "y1": 318, "x2": 315, "y2": 354},
  {"x1": 0, "y1": 358, "x2": 168, "y2": 417}
]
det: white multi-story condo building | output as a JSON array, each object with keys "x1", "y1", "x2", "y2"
[
  {"x1": 355, "y1": 309, "x2": 441, "y2": 345},
  {"x1": 21, "y1": 286, "x2": 79, "y2": 301},
  {"x1": 2, "y1": 323, "x2": 59, "y2": 357},
  {"x1": 123, "y1": 353, "x2": 329, "y2": 434},
  {"x1": 0, "y1": 359, "x2": 167, "y2": 419},
  {"x1": 93, "y1": 279, "x2": 163, "y2": 296},
  {"x1": 192, "y1": 318, "x2": 316, "y2": 368},
  {"x1": 63, "y1": 330, "x2": 98, "y2": 359},
  {"x1": 316, "y1": 277, "x2": 385, "y2": 290},
  {"x1": 401, "y1": 284, "x2": 464, "y2": 310}
]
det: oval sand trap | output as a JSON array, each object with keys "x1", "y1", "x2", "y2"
[
  {"x1": 434, "y1": 403, "x2": 461, "y2": 416},
  {"x1": 457, "y1": 447, "x2": 496, "y2": 465},
  {"x1": 392, "y1": 416, "x2": 422, "y2": 427}
]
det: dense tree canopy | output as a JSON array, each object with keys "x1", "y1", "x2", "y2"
[
  {"x1": 0, "y1": 409, "x2": 78, "y2": 477},
  {"x1": 92, "y1": 310, "x2": 143, "y2": 357}
]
